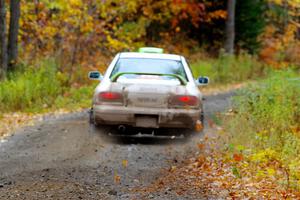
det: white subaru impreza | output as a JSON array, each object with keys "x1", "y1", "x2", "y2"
[{"x1": 89, "y1": 47, "x2": 209, "y2": 136}]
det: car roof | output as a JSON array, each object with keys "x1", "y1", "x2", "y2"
[{"x1": 119, "y1": 52, "x2": 182, "y2": 61}]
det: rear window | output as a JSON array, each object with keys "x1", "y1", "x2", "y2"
[{"x1": 110, "y1": 58, "x2": 187, "y2": 80}]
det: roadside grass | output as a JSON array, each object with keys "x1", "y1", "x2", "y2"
[
  {"x1": 221, "y1": 70, "x2": 300, "y2": 190},
  {"x1": 191, "y1": 53, "x2": 269, "y2": 85},
  {"x1": 53, "y1": 85, "x2": 95, "y2": 111},
  {"x1": 0, "y1": 59, "x2": 96, "y2": 113}
]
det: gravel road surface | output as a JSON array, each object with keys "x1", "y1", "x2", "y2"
[{"x1": 0, "y1": 92, "x2": 233, "y2": 200}]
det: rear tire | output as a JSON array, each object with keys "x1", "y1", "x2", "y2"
[
  {"x1": 89, "y1": 108, "x2": 116, "y2": 135},
  {"x1": 89, "y1": 108, "x2": 94, "y2": 124},
  {"x1": 200, "y1": 110, "x2": 204, "y2": 124}
]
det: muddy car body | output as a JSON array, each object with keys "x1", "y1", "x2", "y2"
[{"x1": 89, "y1": 49, "x2": 208, "y2": 135}]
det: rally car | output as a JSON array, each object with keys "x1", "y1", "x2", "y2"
[{"x1": 89, "y1": 47, "x2": 209, "y2": 136}]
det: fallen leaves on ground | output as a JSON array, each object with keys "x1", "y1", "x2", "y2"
[
  {"x1": 137, "y1": 128, "x2": 300, "y2": 199},
  {"x1": 0, "y1": 113, "x2": 39, "y2": 139},
  {"x1": 122, "y1": 160, "x2": 128, "y2": 168},
  {"x1": 0, "y1": 108, "x2": 86, "y2": 139},
  {"x1": 114, "y1": 173, "x2": 121, "y2": 184}
]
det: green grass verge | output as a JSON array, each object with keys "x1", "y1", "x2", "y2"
[
  {"x1": 190, "y1": 53, "x2": 269, "y2": 85},
  {"x1": 0, "y1": 59, "x2": 96, "y2": 113},
  {"x1": 223, "y1": 70, "x2": 300, "y2": 189}
]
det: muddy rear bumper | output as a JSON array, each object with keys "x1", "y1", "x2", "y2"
[{"x1": 93, "y1": 105, "x2": 201, "y2": 128}]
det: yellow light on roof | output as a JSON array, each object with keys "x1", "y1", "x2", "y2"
[{"x1": 138, "y1": 47, "x2": 164, "y2": 53}]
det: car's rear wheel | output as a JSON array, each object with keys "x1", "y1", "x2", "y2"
[
  {"x1": 89, "y1": 108, "x2": 117, "y2": 135},
  {"x1": 89, "y1": 108, "x2": 95, "y2": 124},
  {"x1": 200, "y1": 111, "x2": 204, "y2": 124}
]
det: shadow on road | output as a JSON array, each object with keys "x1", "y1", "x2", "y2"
[{"x1": 88, "y1": 124, "x2": 199, "y2": 145}]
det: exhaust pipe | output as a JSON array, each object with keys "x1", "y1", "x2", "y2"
[{"x1": 118, "y1": 125, "x2": 126, "y2": 132}]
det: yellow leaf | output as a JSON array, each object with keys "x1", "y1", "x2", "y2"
[
  {"x1": 122, "y1": 160, "x2": 128, "y2": 168},
  {"x1": 169, "y1": 166, "x2": 177, "y2": 172},
  {"x1": 266, "y1": 168, "x2": 276, "y2": 176}
]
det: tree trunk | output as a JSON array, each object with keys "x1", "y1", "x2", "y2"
[
  {"x1": 0, "y1": 0, "x2": 7, "y2": 79},
  {"x1": 8, "y1": 0, "x2": 20, "y2": 70},
  {"x1": 224, "y1": 0, "x2": 236, "y2": 54}
]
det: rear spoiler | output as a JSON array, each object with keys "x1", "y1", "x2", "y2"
[{"x1": 110, "y1": 72, "x2": 187, "y2": 85}]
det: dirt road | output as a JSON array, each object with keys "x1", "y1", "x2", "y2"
[{"x1": 0, "y1": 92, "x2": 233, "y2": 200}]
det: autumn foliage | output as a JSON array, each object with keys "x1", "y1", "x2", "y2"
[
  {"x1": 0, "y1": 0, "x2": 291, "y2": 81},
  {"x1": 259, "y1": 0, "x2": 300, "y2": 68},
  {"x1": 19, "y1": 0, "x2": 226, "y2": 75}
]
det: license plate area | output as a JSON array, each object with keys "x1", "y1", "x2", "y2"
[
  {"x1": 135, "y1": 115, "x2": 158, "y2": 128},
  {"x1": 128, "y1": 94, "x2": 167, "y2": 107}
]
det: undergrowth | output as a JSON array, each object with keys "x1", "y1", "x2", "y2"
[
  {"x1": 191, "y1": 53, "x2": 269, "y2": 85},
  {"x1": 0, "y1": 59, "x2": 96, "y2": 113},
  {"x1": 223, "y1": 70, "x2": 300, "y2": 190}
]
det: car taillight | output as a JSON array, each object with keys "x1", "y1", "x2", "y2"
[
  {"x1": 97, "y1": 92, "x2": 123, "y2": 103},
  {"x1": 169, "y1": 95, "x2": 199, "y2": 107}
]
